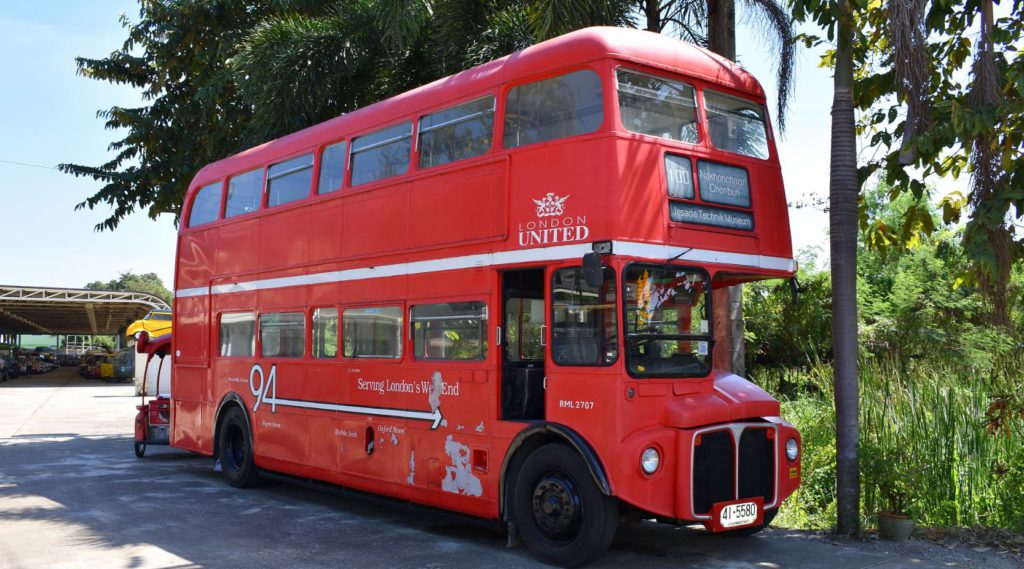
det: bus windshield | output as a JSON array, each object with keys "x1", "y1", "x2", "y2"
[{"x1": 623, "y1": 265, "x2": 711, "y2": 378}]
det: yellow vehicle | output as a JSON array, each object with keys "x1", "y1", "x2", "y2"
[
  {"x1": 98, "y1": 354, "x2": 116, "y2": 380},
  {"x1": 126, "y1": 309, "x2": 172, "y2": 340}
]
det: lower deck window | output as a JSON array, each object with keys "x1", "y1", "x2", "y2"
[
  {"x1": 312, "y1": 308, "x2": 338, "y2": 358},
  {"x1": 260, "y1": 312, "x2": 305, "y2": 358},
  {"x1": 344, "y1": 307, "x2": 402, "y2": 358},
  {"x1": 411, "y1": 302, "x2": 487, "y2": 360},
  {"x1": 220, "y1": 312, "x2": 255, "y2": 357}
]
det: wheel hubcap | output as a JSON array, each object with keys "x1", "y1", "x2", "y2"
[{"x1": 531, "y1": 473, "x2": 582, "y2": 542}]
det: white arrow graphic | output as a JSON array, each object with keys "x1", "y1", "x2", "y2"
[
  {"x1": 268, "y1": 397, "x2": 444, "y2": 430},
  {"x1": 248, "y1": 364, "x2": 444, "y2": 429}
]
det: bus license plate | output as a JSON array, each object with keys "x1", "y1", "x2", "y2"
[{"x1": 709, "y1": 497, "x2": 763, "y2": 532}]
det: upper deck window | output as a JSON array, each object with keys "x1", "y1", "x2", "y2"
[
  {"x1": 418, "y1": 96, "x2": 495, "y2": 169},
  {"x1": 616, "y1": 68, "x2": 698, "y2": 143},
  {"x1": 503, "y1": 69, "x2": 603, "y2": 148},
  {"x1": 704, "y1": 90, "x2": 769, "y2": 159},
  {"x1": 189, "y1": 182, "x2": 222, "y2": 227},
  {"x1": 350, "y1": 123, "x2": 412, "y2": 186},
  {"x1": 317, "y1": 141, "x2": 347, "y2": 194},
  {"x1": 225, "y1": 168, "x2": 264, "y2": 218},
  {"x1": 267, "y1": 153, "x2": 314, "y2": 207}
]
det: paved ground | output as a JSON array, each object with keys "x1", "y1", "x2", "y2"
[{"x1": 0, "y1": 368, "x2": 1020, "y2": 569}]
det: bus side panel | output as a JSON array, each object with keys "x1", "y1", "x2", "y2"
[
  {"x1": 342, "y1": 183, "x2": 409, "y2": 259},
  {"x1": 170, "y1": 368, "x2": 209, "y2": 454},
  {"x1": 308, "y1": 200, "x2": 344, "y2": 263},
  {"x1": 260, "y1": 207, "x2": 310, "y2": 271},
  {"x1": 407, "y1": 158, "x2": 508, "y2": 250},
  {"x1": 217, "y1": 218, "x2": 259, "y2": 276}
]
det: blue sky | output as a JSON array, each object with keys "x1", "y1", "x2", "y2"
[{"x1": 0, "y1": 2, "x2": 839, "y2": 292}]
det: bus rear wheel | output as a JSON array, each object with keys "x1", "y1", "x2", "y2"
[
  {"x1": 512, "y1": 444, "x2": 617, "y2": 568},
  {"x1": 217, "y1": 407, "x2": 258, "y2": 488}
]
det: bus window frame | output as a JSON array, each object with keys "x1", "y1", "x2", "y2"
[
  {"x1": 340, "y1": 303, "x2": 406, "y2": 362},
  {"x1": 700, "y1": 88, "x2": 773, "y2": 161},
  {"x1": 613, "y1": 64, "x2": 702, "y2": 146},
  {"x1": 499, "y1": 65, "x2": 609, "y2": 151},
  {"x1": 620, "y1": 262, "x2": 713, "y2": 379},
  {"x1": 217, "y1": 310, "x2": 257, "y2": 358},
  {"x1": 549, "y1": 264, "x2": 620, "y2": 368},
  {"x1": 257, "y1": 310, "x2": 308, "y2": 359},
  {"x1": 313, "y1": 138, "x2": 349, "y2": 197},
  {"x1": 348, "y1": 121, "x2": 415, "y2": 188},
  {"x1": 415, "y1": 94, "x2": 498, "y2": 171},
  {"x1": 187, "y1": 179, "x2": 226, "y2": 228},
  {"x1": 310, "y1": 306, "x2": 340, "y2": 360},
  {"x1": 225, "y1": 167, "x2": 269, "y2": 220},
  {"x1": 264, "y1": 151, "x2": 316, "y2": 209},
  {"x1": 409, "y1": 299, "x2": 490, "y2": 363}
]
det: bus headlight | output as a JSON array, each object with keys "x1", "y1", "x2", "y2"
[
  {"x1": 641, "y1": 447, "x2": 660, "y2": 474},
  {"x1": 786, "y1": 438, "x2": 799, "y2": 461}
]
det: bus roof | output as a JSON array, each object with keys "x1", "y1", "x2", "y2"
[{"x1": 191, "y1": 27, "x2": 764, "y2": 187}]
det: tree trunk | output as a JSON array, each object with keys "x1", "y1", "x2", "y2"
[
  {"x1": 831, "y1": 0, "x2": 861, "y2": 536},
  {"x1": 707, "y1": 0, "x2": 742, "y2": 375},
  {"x1": 644, "y1": 0, "x2": 662, "y2": 32},
  {"x1": 707, "y1": 0, "x2": 736, "y2": 59}
]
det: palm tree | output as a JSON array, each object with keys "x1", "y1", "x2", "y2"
[{"x1": 829, "y1": 0, "x2": 859, "y2": 536}]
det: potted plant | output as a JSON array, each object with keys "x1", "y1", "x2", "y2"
[{"x1": 868, "y1": 446, "x2": 917, "y2": 540}]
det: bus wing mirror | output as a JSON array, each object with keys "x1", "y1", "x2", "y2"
[
  {"x1": 789, "y1": 277, "x2": 800, "y2": 305},
  {"x1": 582, "y1": 252, "x2": 604, "y2": 289}
]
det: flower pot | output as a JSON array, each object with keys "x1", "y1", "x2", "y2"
[{"x1": 877, "y1": 511, "x2": 915, "y2": 541}]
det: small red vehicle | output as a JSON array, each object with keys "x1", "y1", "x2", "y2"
[{"x1": 133, "y1": 332, "x2": 173, "y2": 458}]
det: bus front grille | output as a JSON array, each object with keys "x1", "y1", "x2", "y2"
[{"x1": 692, "y1": 424, "x2": 776, "y2": 516}]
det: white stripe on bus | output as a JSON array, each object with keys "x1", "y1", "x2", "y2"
[{"x1": 175, "y1": 240, "x2": 796, "y2": 299}]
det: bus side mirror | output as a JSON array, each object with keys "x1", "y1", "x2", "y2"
[
  {"x1": 789, "y1": 277, "x2": 800, "y2": 305},
  {"x1": 582, "y1": 252, "x2": 604, "y2": 289}
]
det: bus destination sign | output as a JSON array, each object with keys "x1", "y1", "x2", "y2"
[
  {"x1": 697, "y1": 161, "x2": 751, "y2": 208},
  {"x1": 670, "y1": 202, "x2": 754, "y2": 231}
]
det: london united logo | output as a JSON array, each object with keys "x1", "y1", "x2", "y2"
[{"x1": 518, "y1": 193, "x2": 590, "y2": 246}]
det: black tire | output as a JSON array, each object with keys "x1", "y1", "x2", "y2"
[
  {"x1": 134, "y1": 442, "x2": 146, "y2": 458},
  {"x1": 217, "y1": 406, "x2": 259, "y2": 488},
  {"x1": 512, "y1": 444, "x2": 618, "y2": 568},
  {"x1": 725, "y1": 507, "x2": 777, "y2": 537}
]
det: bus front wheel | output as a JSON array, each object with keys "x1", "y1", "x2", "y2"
[
  {"x1": 217, "y1": 407, "x2": 258, "y2": 488},
  {"x1": 512, "y1": 444, "x2": 618, "y2": 568}
]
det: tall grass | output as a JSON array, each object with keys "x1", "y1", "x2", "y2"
[{"x1": 757, "y1": 356, "x2": 1024, "y2": 532}]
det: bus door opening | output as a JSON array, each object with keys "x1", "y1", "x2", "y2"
[{"x1": 500, "y1": 269, "x2": 546, "y2": 421}]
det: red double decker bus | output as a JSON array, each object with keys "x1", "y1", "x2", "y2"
[{"x1": 171, "y1": 27, "x2": 801, "y2": 566}]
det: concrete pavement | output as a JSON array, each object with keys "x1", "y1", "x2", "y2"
[{"x1": 0, "y1": 368, "x2": 1015, "y2": 568}]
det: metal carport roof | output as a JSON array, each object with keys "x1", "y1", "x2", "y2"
[{"x1": 0, "y1": 285, "x2": 170, "y2": 336}]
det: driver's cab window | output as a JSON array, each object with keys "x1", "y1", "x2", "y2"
[{"x1": 551, "y1": 267, "x2": 618, "y2": 365}]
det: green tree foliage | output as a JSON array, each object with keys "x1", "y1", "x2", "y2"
[
  {"x1": 64, "y1": 0, "x2": 795, "y2": 230},
  {"x1": 791, "y1": 0, "x2": 1024, "y2": 324},
  {"x1": 58, "y1": 1, "x2": 290, "y2": 230},
  {"x1": 746, "y1": 180, "x2": 1022, "y2": 372},
  {"x1": 84, "y1": 272, "x2": 172, "y2": 305},
  {"x1": 744, "y1": 247, "x2": 832, "y2": 368}
]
